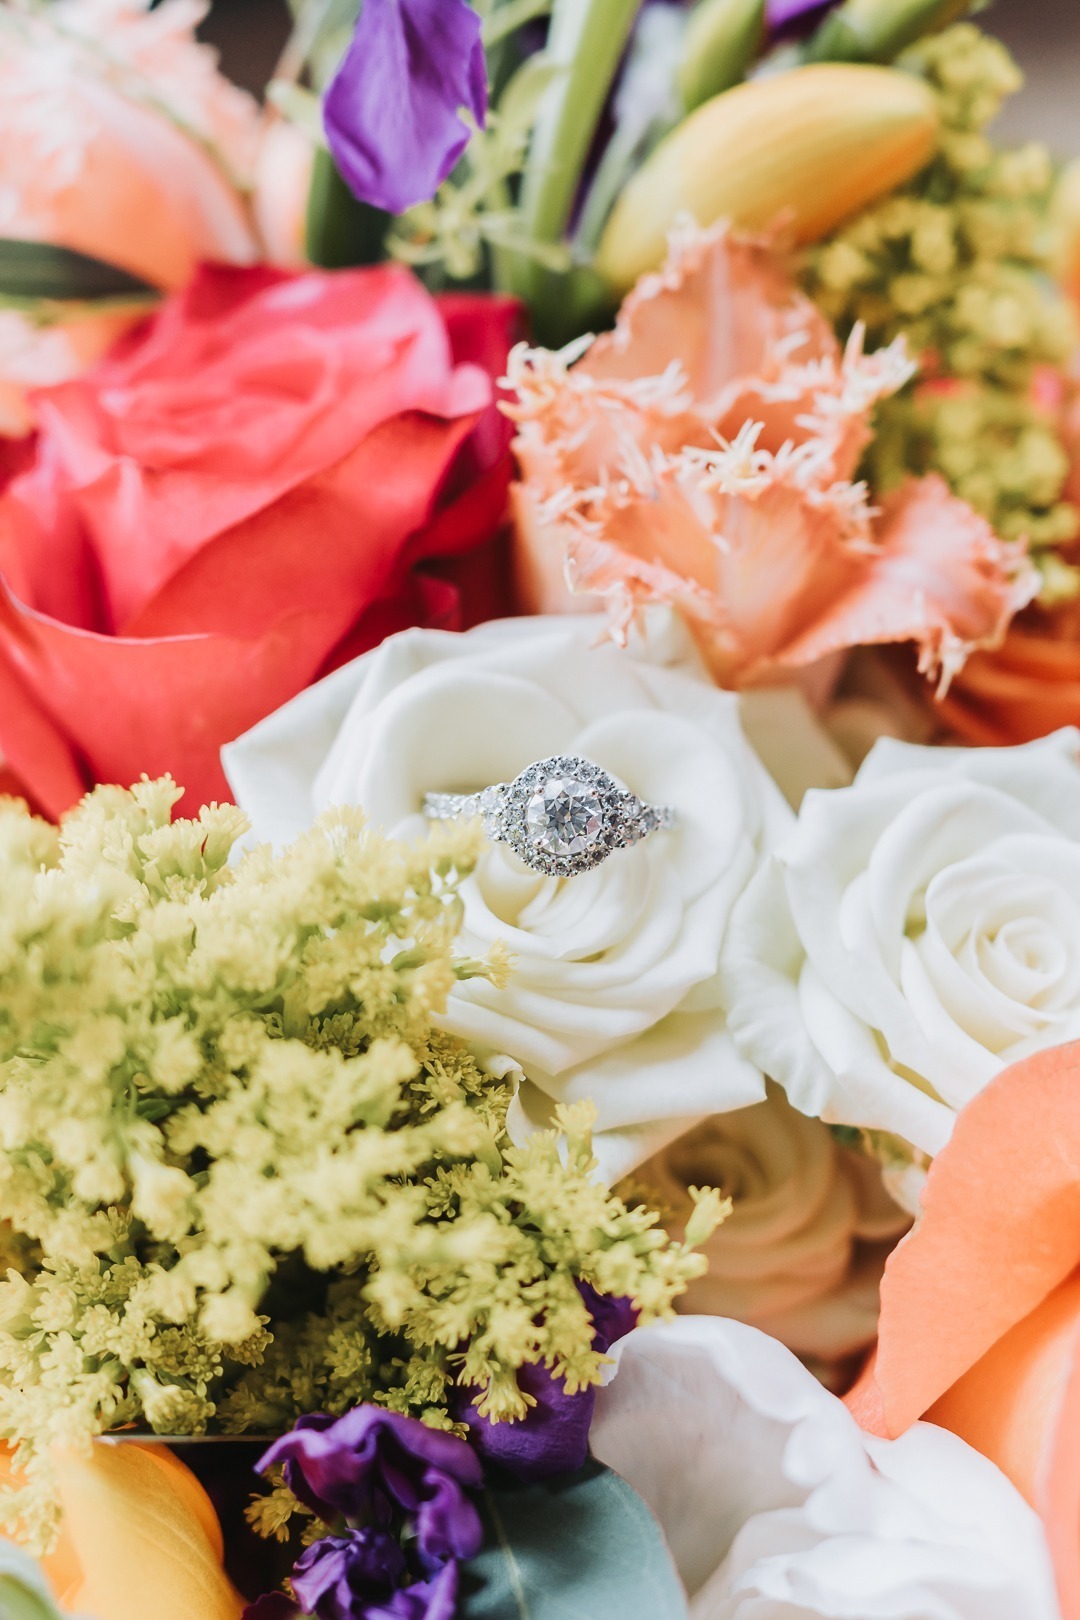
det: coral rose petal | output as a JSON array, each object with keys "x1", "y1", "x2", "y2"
[
  {"x1": 846, "y1": 1041, "x2": 1080, "y2": 1618},
  {"x1": 939, "y1": 627, "x2": 1080, "y2": 746},
  {"x1": 0, "y1": 268, "x2": 516, "y2": 816},
  {"x1": 848, "y1": 1040, "x2": 1080, "y2": 1440}
]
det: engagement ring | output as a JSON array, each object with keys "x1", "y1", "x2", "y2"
[{"x1": 423, "y1": 755, "x2": 676, "y2": 878}]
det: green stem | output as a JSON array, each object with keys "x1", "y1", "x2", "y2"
[
  {"x1": 483, "y1": 0, "x2": 555, "y2": 49},
  {"x1": 505, "y1": 0, "x2": 643, "y2": 308},
  {"x1": 274, "y1": 0, "x2": 354, "y2": 88}
]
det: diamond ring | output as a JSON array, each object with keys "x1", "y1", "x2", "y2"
[{"x1": 423, "y1": 755, "x2": 676, "y2": 878}]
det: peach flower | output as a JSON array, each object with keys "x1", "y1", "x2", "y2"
[
  {"x1": 635, "y1": 1083, "x2": 908, "y2": 1373},
  {"x1": 508, "y1": 223, "x2": 1036, "y2": 689},
  {"x1": 846, "y1": 1041, "x2": 1080, "y2": 1620},
  {"x1": 0, "y1": 1440, "x2": 243, "y2": 1619},
  {"x1": 932, "y1": 367, "x2": 1080, "y2": 748},
  {"x1": 0, "y1": 0, "x2": 312, "y2": 432}
]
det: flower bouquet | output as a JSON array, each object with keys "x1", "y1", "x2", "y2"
[{"x1": 2, "y1": 1, "x2": 1080, "y2": 1617}]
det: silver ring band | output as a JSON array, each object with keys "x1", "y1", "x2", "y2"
[{"x1": 424, "y1": 755, "x2": 675, "y2": 878}]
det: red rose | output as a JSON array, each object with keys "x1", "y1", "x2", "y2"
[{"x1": 0, "y1": 264, "x2": 519, "y2": 816}]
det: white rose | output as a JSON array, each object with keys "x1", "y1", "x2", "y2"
[
  {"x1": 637, "y1": 1083, "x2": 908, "y2": 1366},
  {"x1": 720, "y1": 729, "x2": 1080, "y2": 1166},
  {"x1": 592, "y1": 1318, "x2": 1061, "y2": 1620},
  {"x1": 224, "y1": 614, "x2": 795, "y2": 1179}
]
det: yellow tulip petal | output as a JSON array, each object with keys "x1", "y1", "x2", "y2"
[
  {"x1": 597, "y1": 64, "x2": 939, "y2": 293},
  {"x1": 48, "y1": 1443, "x2": 243, "y2": 1620}
]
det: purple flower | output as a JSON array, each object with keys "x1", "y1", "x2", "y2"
[
  {"x1": 244, "y1": 1598, "x2": 300, "y2": 1620},
  {"x1": 766, "y1": 0, "x2": 838, "y2": 33},
  {"x1": 291, "y1": 1529, "x2": 406, "y2": 1615},
  {"x1": 323, "y1": 0, "x2": 487, "y2": 215},
  {"x1": 258, "y1": 1408, "x2": 484, "y2": 1573},
  {"x1": 459, "y1": 1287, "x2": 638, "y2": 1483},
  {"x1": 363, "y1": 1563, "x2": 459, "y2": 1620}
]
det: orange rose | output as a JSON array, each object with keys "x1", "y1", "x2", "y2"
[
  {"x1": 847, "y1": 1042, "x2": 1080, "y2": 1619},
  {"x1": 935, "y1": 610, "x2": 1080, "y2": 745}
]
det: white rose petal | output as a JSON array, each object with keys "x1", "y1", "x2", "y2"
[
  {"x1": 591, "y1": 1317, "x2": 1062, "y2": 1620},
  {"x1": 720, "y1": 729, "x2": 1080, "y2": 1170},
  {"x1": 224, "y1": 613, "x2": 798, "y2": 1178},
  {"x1": 636, "y1": 1084, "x2": 908, "y2": 1365}
]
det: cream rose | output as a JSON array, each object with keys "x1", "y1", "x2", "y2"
[
  {"x1": 591, "y1": 1318, "x2": 1062, "y2": 1620},
  {"x1": 721, "y1": 729, "x2": 1080, "y2": 1169},
  {"x1": 636, "y1": 1083, "x2": 908, "y2": 1367},
  {"x1": 224, "y1": 614, "x2": 794, "y2": 1179}
]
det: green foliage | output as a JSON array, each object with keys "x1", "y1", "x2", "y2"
[
  {"x1": 802, "y1": 24, "x2": 1079, "y2": 578},
  {"x1": 0, "y1": 782, "x2": 712, "y2": 1552},
  {"x1": 461, "y1": 1460, "x2": 689, "y2": 1618}
]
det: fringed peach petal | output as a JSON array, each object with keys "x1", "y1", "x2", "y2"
[
  {"x1": 580, "y1": 220, "x2": 838, "y2": 408},
  {"x1": 540, "y1": 430, "x2": 875, "y2": 682},
  {"x1": 774, "y1": 477, "x2": 1037, "y2": 686},
  {"x1": 505, "y1": 221, "x2": 1022, "y2": 689}
]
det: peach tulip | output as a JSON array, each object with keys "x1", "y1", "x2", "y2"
[
  {"x1": 1, "y1": 1441, "x2": 244, "y2": 1619},
  {"x1": 847, "y1": 1041, "x2": 1080, "y2": 1620}
]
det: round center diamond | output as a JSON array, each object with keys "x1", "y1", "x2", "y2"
[{"x1": 524, "y1": 774, "x2": 603, "y2": 857}]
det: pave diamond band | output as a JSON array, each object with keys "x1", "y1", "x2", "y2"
[{"x1": 423, "y1": 756, "x2": 676, "y2": 878}]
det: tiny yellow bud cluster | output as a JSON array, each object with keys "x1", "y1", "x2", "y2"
[
  {"x1": 802, "y1": 24, "x2": 1079, "y2": 584},
  {"x1": 0, "y1": 781, "x2": 716, "y2": 1551}
]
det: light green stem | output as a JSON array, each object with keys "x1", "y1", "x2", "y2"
[
  {"x1": 506, "y1": 0, "x2": 643, "y2": 307},
  {"x1": 483, "y1": 0, "x2": 555, "y2": 49}
]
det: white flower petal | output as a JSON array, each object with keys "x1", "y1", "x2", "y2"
[
  {"x1": 591, "y1": 1318, "x2": 1062, "y2": 1620},
  {"x1": 722, "y1": 727, "x2": 1080, "y2": 1161},
  {"x1": 225, "y1": 612, "x2": 809, "y2": 1175}
]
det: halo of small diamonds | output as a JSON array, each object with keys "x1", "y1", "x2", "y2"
[{"x1": 424, "y1": 756, "x2": 675, "y2": 878}]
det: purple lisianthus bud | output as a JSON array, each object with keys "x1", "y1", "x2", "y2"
[
  {"x1": 766, "y1": 0, "x2": 838, "y2": 32},
  {"x1": 458, "y1": 1287, "x2": 639, "y2": 1483},
  {"x1": 323, "y1": 0, "x2": 488, "y2": 215},
  {"x1": 258, "y1": 1408, "x2": 484, "y2": 1572}
]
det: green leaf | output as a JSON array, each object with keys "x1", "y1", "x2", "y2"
[
  {"x1": 0, "y1": 1542, "x2": 66, "y2": 1620},
  {"x1": 305, "y1": 147, "x2": 389, "y2": 269},
  {"x1": 460, "y1": 1459, "x2": 689, "y2": 1620},
  {"x1": 0, "y1": 240, "x2": 157, "y2": 303},
  {"x1": 0, "y1": 1578, "x2": 63, "y2": 1620}
]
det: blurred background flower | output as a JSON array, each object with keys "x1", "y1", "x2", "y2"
[{"x1": 632, "y1": 1082, "x2": 909, "y2": 1377}]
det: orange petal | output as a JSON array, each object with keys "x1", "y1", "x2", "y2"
[
  {"x1": 845, "y1": 1040, "x2": 1080, "y2": 1439},
  {"x1": 46, "y1": 1443, "x2": 243, "y2": 1619},
  {"x1": 925, "y1": 1277, "x2": 1080, "y2": 1620},
  {"x1": 845, "y1": 1043, "x2": 1080, "y2": 1619},
  {"x1": 939, "y1": 625, "x2": 1080, "y2": 746}
]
